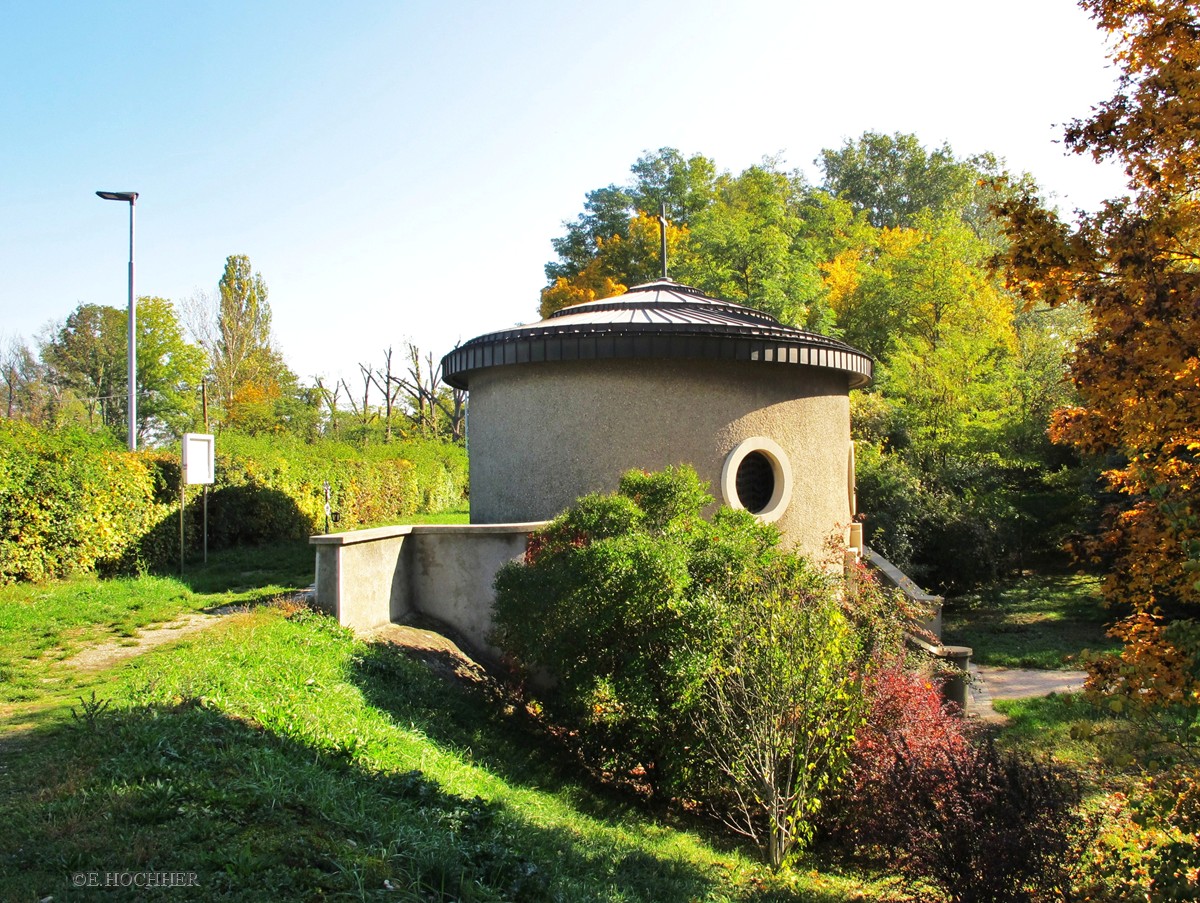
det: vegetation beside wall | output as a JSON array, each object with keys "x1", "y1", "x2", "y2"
[{"x1": 0, "y1": 421, "x2": 467, "y2": 584}]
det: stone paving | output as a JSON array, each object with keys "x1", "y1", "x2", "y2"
[{"x1": 966, "y1": 663, "x2": 1088, "y2": 722}]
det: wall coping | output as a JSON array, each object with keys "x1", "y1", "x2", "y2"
[{"x1": 310, "y1": 521, "x2": 549, "y2": 547}]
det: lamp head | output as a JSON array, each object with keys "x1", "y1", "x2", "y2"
[{"x1": 96, "y1": 190, "x2": 138, "y2": 203}]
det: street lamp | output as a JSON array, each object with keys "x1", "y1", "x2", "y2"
[{"x1": 96, "y1": 190, "x2": 138, "y2": 451}]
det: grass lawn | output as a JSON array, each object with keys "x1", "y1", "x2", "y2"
[
  {"x1": 0, "y1": 549, "x2": 918, "y2": 902},
  {"x1": 0, "y1": 538, "x2": 314, "y2": 709},
  {"x1": 940, "y1": 572, "x2": 1121, "y2": 669},
  {"x1": 398, "y1": 505, "x2": 470, "y2": 525}
]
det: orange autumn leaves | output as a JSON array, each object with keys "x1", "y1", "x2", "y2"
[{"x1": 998, "y1": 0, "x2": 1200, "y2": 706}]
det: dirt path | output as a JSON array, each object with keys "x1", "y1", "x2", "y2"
[{"x1": 61, "y1": 604, "x2": 246, "y2": 673}]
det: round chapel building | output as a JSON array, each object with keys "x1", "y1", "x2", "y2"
[{"x1": 441, "y1": 279, "x2": 873, "y2": 557}]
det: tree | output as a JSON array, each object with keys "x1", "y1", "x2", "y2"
[
  {"x1": 40, "y1": 303, "x2": 126, "y2": 430},
  {"x1": 0, "y1": 333, "x2": 51, "y2": 423},
  {"x1": 39, "y1": 299, "x2": 205, "y2": 443},
  {"x1": 677, "y1": 163, "x2": 814, "y2": 324},
  {"x1": 540, "y1": 212, "x2": 687, "y2": 317},
  {"x1": 543, "y1": 148, "x2": 717, "y2": 294},
  {"x1": 133, "y1": 297, "x2": 206, "y2": 441},
  {"x1": 390, "y1": 343, "x2": 465, "y2": 442},
  {"x1": 213, "y1": 254, "x2": 273, "y2": 410},
  {"x1": 996, "y1": 0, "x2": 1200, "y2": 722},
  {"x1": 818, "y1": 132, "x2": 979, "y2": 230},
  {"x1": 187, "y1": 255, "x2": 308, "y2": 433},
  {"x1": 996, "y1": 0, "x2": 1200, "y2": 616},
  {"x1": 693, "y1": 559, "x2": 864, "y2": 868}
]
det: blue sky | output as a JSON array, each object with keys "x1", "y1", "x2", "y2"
[{"x1": 2, "y1": 0, "x2": 1127, "y2": 387}]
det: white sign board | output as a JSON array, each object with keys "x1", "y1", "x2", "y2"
[{"x1": 182, "y1": 433, "x2": 215, "y2": 485}]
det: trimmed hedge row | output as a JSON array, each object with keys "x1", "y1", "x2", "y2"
[
  {"x1": 0, "y1": 422, "x2": 468, "y2": 583},
  {"x1": 0, "y1": 424, "x2": 169, "y2": 583}
]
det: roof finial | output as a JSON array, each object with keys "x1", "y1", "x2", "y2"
[{"x1": 658, "y1": 202, "x2": 669, "y2": 279}]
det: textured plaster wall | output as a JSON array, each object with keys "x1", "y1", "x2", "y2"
[
  {"x1": 407, "y1": 526, "x2": 533, "y2": 655},
  {"x1": 311, "y1": 524, "x2": 537, "y2": 651},
  {"x1": 312, "y1": 526, "x2": 412, "y2": 631},
  {"x1": 466, "y1": 358, "x2": 853, "y2": 558}
]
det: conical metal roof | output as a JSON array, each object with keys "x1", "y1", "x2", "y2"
[{"x1": 442, "y1": 279, "x2": 873, "y2": 389}]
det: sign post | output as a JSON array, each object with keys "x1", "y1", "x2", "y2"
[{"x1": 181, "y1": 433, "x2": 215, "y2": 570}]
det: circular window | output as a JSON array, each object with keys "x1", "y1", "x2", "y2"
[
  {"x1": 735, "y1": 451, "x2": 775, "y2": 513},
  {"x1": 720, "y1": 437, "x2": 792, "y2": 523}
]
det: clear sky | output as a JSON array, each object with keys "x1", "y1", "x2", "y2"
[{"x1": 1, "y1": 0, "x2": 1128, "y2": 388}]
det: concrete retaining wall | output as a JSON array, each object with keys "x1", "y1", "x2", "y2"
[
  {"x1": 311, "y1": 522, "x2": 544, "y2": 652},
  {"x1": 312, "y1": 525, "x2": 941, "y2": 659}
]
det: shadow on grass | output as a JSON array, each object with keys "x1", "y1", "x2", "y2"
[
  {"x1": 0, "y1": 698, "x2": 847, "y2": 902},
  {"x1": 349, "y1": 639, "x2": 671, "y2": 824},
  {"x1": 166, "y1": 537, "x2": 315, "y2": 599},
  {"x1": 942, "y1": 573, "x2": 1120, "y2": 669},
  {"x1": 128, "y1": 485, "x2": 316, "y2": 591}
]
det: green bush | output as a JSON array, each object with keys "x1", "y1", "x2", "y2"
[
  {"x1": 210, "y1": 433, "x2": 467, "y2": 535},
  {"x1": 0, "y1": 423, "x2": 170, "y2": 582},
  {"x1": 494, "y1": 467, "x2": 716, "y2": 798},
  {"x1": 0, "y1": 423, "x2": 468, "y2": 583},
  {"x1": 492, "y1": 466, "x2": 881, "y2": 866}
]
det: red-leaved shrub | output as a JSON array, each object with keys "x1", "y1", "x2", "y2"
[
  {"x1": 827, "y1": 658, "x2": 1086, "y2": 902},
  {"x1": 828, "y1": 657, "x2": 967, "y2": 855}
]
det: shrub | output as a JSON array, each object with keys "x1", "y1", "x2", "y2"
[
  {"x1": 0, "y1": 423, "x2": 468, "y2": 583},
  {"x1": 493, "y1": 466, "x2": 717, "y2": 797},
  {"x1": 0, "y1": 423, "x2": 170, "y2": 582},
  {"x1": 493, "y1": 466, "x2": 877, "y2": 867},
  {"x1": 894, "y1": 740, "x2": 1084, "y2": 903},
  {"x1": 690, "y1": 558, "x2": 865, "y2": 867},
  {"x1": 826, "y1": 659, "x2": 1088, "y2": 902},
  {"x1": 1079, "y1": 766, "x2": 1199, "y2": 902},
  {"x1": 826, "y1": 658, "x2": 969, "y2": 856}
]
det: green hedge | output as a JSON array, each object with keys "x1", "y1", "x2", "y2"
[
  {"x1": 0, "y1": 423, "x2": 169, "y2": 582},
  {"x1": 0, "y1": 423, "x2": 468, "y2": 584}
]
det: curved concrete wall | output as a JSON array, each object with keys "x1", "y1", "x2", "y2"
[{"x1": 466, "y1": 357, "x2": 852, "y2": 557}]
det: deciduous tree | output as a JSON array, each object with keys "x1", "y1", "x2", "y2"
[
  {"x1": 187, "y1": 255, "x2": 308, "y2": 433},
  {"x1": 40, "y1": 298, "x2": 203, "y2": 442},
  {"x1": 996, "y1": 0, "x2": 1200, "y2": 616},
  {"x1": 818, "y1": 131, "x2": 978, "y2": 231}
]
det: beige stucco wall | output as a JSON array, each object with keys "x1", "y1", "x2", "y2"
[
  {"x1": 312, "y1": 525, "x2": 413, "y2": 631},
  {"x1": 311, "y1": 523, "x2": 540, "y2": 650},
  {"x1": 406, "y1": 525, "x2": 534, "y2": 655},
  {"x1": 466, "y1": 357, "x2": 853, "y2": 558}
]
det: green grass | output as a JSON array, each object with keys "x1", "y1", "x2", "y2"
[
  {"x1": 400, "y1": 505, "x2": 471, "y2": 525},
  {"x1": 990, "y1": 694, "x2": 1120, "y2": 771},
  {"x1": 0, "y1": 563, "x2": 917, "y2": 902},
  {"x1": 941, "y1": 573, "x2": 1121, "y2": 669},
  {"x1": 332, "y1": 504, "x2": 472, "y2": 529},
  {"x1": 0, "y1": 538, "x2": 313, "y2": 706}
]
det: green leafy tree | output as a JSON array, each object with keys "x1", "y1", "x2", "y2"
[
  {"x1": 40, "y1": 298, "x2": 203, "y2": 443},
  {"x1": 40, "y1": 303, "x2": 125, "y2": 429},
  {"x1": 213, "y1": 254, "x2": 273, "y2": 411},
  {"x1": 818, "y1": 131, "x2": 979, "y2": 230},
  {"x1": 543, "y1": 148, "x2": 718, "y2": 293},
  {"x1": 677, "y1": 163, "x2": 813, "y2": 324},
  {"x1": 188, "y1": 255, "x2": 309, "y2": 434},
  {"x1": 691, "y1": 558, "x2": 864, "y2": 868},
  {"x1": 134, "y1": 297, "x2": 206, "y2": 441}
]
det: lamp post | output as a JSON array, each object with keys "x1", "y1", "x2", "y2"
[{"x1": 96, "y1": 190, "x2": 138, "y2": 451}]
